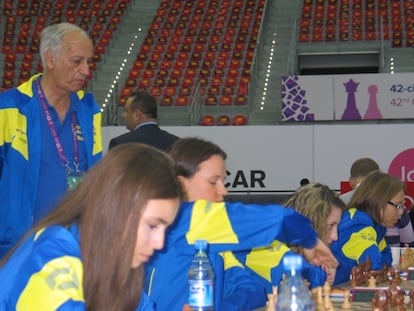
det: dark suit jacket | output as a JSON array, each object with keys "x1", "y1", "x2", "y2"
[{"x1": 108, "y1": 123, "x2": 179, "y2": 151}]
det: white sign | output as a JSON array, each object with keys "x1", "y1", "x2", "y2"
[{"x1": 103, "y1": 123, "x2": 414, "y2": 194}]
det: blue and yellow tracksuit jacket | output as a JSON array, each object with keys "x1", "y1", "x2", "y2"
[
  {"x1": 145, "y1": 200, "x2": 320, "y2": 311},
  {"x1": 0, "y1": 224, "x2": 154, "y2": 311},
  {"x1": 331, "y1": 207, "x2": 392, "y2": 285},
  {"x1": 0, "y1": 74, "x2": 102, "y2": 258}
]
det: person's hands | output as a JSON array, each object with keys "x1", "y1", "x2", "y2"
[
  {"x1": 322, "y1": 265, "x2": 336, "y2": 285},
  {"x1": 182, "y1": 304, "x2": 191, "y2": 311},
  {"x1": 303, "y1": 238, "x2": 338, "y2": 269}
]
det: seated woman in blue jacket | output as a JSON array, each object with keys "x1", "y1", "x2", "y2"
[
  {"x1": 331, "y1": 171, "x2": 405, "y2": 285},
  {"x1": 145, "y1": 137, "x2": 338, "y2": 311},
  {"x1": 0, "y1": 144, "x2": 182, "y2": 311},
  {"x1": 235, "y1": 182, "x2": 344, "y2": 294}
]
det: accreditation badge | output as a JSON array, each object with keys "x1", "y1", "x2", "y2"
[{"x1": 67, "y1": 170, "x2": 83, "y2": 190}]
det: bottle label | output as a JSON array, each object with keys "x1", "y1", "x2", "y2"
[{"x1": 188, "y1": 280, "x2": 214, "y2": 307}]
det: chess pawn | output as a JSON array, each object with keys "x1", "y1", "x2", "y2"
[
  {"x1": 266, "y1": 286, "x2": 278, "y2": 311},
  {"x1": 311, "y1": 286, "x2": 324, "y2": 311},
  {"x1": 350, "y1": 267, "x2": 358, "y2": 287},
  {"x1": 266, "y1": 293, "x2": 276, "y2": 311},
  {"x1": 341, "y1": 289, "x2": 352, "y2": 309},
  {"x1": 323, "y1": 282, "x2": 333, "y2": 310},
  {"x1": 386, "y1": 290, "x2": 393, "y2": 308},
  {"x1": 368, "y1": 275, "x2": 377, "y2": 288},
  {"x1": 394, "y1": 271, "x2": 402, "y2": 286},
  {"x1": 371, "y1": 295, "x2": 379, "y2": 311}
]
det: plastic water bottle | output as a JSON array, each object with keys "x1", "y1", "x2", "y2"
[
  {"x1": 275, "y1": 254, "x2": 315, "y2": 311},
  {"x1": 188, "y1": 240, "x2": 214, "y2": 311}
]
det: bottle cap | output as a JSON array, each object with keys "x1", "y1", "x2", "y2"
[
  {"x1": 283, "y1": 254, "x2": 303, "y2": 270},
  {"x1": 194, "y1": 239, "x2": 207, "y2": 250}
]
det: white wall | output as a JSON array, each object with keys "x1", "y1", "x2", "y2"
[{"x1": 102, "y1": 124, "x2": 414, "y2": 194}]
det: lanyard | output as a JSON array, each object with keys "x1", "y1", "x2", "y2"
[{"x1": 35, "y1": 79, "x2": 80, "y2": 173}]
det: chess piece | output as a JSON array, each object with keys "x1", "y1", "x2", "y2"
[
  {"x1": 386, "y1": 290, "x2": 393, "y2": 309},
  {"x1": 394, "y1": 270, "x2": 402, "y2": 285},
  {"x1": 389, "y1": 281, "x2": 399, "y2": 307},
  {"x1": 350, "y1": 266, "x2": 358, "y2": 287},
  {"x1": 312, "y1": 286, "x2": 324, "y2": 311},
  {"x1": 266, "y1": 286, "x2": 278, "y2": 311},
  {"x1": 409, "y1": 289, "x2": 414, "y2": 309},
  {"x1": 395, "y1": 294, "x2": 406, "y2": 311},
  {"x1": 364, "y1": 85, "x2": 383, "y2": 119},
  {"x1": 341, "y1": 79, "x2": 361, "y2": 120},
  {"x1": 371, "y1": 295, "x2": 379, "y2": 311},
  {"x1": 369, "y1": 275, "x2": 377, "y2": 288},
  {"x1": 377, "y1": 290, "x2": 387, "y2": 311},
  {"x1": 266, "y1": 293, "x2": 275, "y2": 311},
  {"x1": 342, "y1": 289, "x2": 352, "y2": 309},
  {"x1": 323, "y1": 282, "x2": 333, "y2": 310}
]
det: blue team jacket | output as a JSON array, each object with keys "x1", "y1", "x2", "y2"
[
  {"x1": 331, "y1": 207, "x2": 392, "y2": 285},
  {"x1": 145, "y1": 200, "x2": 319, "y2": 311},
  {"x1": 0, "y1": 224, "x2": 153, "y2": 310},
  {"x1": 0, "y1": 74, "x2": 102, "y2": 258}
]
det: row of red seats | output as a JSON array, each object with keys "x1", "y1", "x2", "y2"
[
  {"x1": 1, "y1": 0, "x2": 128, "y2": 90},
  {"x1": 200, "y1": 114, "x2": 247, "y2": 126},
  {"x1": 119, "y1": 86, "x2": 248, "y2": 107},
  {"x1": 118, "y1": 0, "x2": 265, "y2": 106},
  {"x1": 2, "y1": 0, "x2": 126, "y2": 17},
  {"x1": 299, "y1": 0, "x2": 414, "y2": 47}
]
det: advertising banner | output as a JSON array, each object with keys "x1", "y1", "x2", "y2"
[
  {"x1": 281, "y1": 73, "x2": 414, "y2": 121},
  {"x1": 281, "y1": 75, "x2": 335, "y2": 121},
  {"x1": 334, "y1": 73, "x2": 414, "y2": 120}
]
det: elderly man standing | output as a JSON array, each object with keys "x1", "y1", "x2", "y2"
[{"x1": 0, "y1": 22, "x2": 102, "y2": 258}]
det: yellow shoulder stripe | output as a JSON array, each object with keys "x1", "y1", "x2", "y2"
[
  {"x1": 186, "y1": 200, "x2": 238, "y2": 244},
  {"x1": 17, "y1": 256, "x2": 84, "y2": 310},
  {"x1": 220, "y1": 251, "x2": 243, "y2": 270},
  {"x1": 246, "y1": 241, "x2": 290, "y2": 282},
  {"x1": 0, "y1": 108, "x2": 28, "y2": 160},
  {"x1": 92, "y1": 112, "x2": 102, "y2": 156},
  {"x1": 17, "y1": 73, "x2": 41, "y2": 97},
  {"x1": 342, "y1": 226, "x2": 377, "y2": 261}
]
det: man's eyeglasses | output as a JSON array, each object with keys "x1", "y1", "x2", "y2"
[{"x1": 387, "y1": 201, "x2": 405, "y2": 210}]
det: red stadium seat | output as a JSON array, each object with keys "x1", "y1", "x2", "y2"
[
  {"x1": 216, "y1": 115, "x2": 230, "y2": 126},
  {"x1": 176, "y1": 95, "x2": 189, "y2": 106},
  {"x1": 232, "y1": 114, "x2": 247, "y2": 126},
  {"x1": 200, "y1": 115, "x2": 215, "y2": 126},
  {"x1": 220, "y1": 95, "x2": 233, "y2": 105}
]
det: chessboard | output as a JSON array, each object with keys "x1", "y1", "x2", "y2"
[
  {"x1": 256, "y1": 281, "x2": 414, "y2": 311},
  {"x1": 254, "y1": 300, "x2": 377, "y2": 311},
  {"x1": 258, "y1": 276, "x2": 414, "y2": 310},
  {"x1": 257, "y1": 256, "x2": 414, "y2": 311},
  {"x1": 329, "y1": 300, "x2": 382, "y2": 310}
]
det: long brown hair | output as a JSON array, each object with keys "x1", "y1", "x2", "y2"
[{"x1": 3, "y1": 143, "x2": 181, "y2": 310}]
